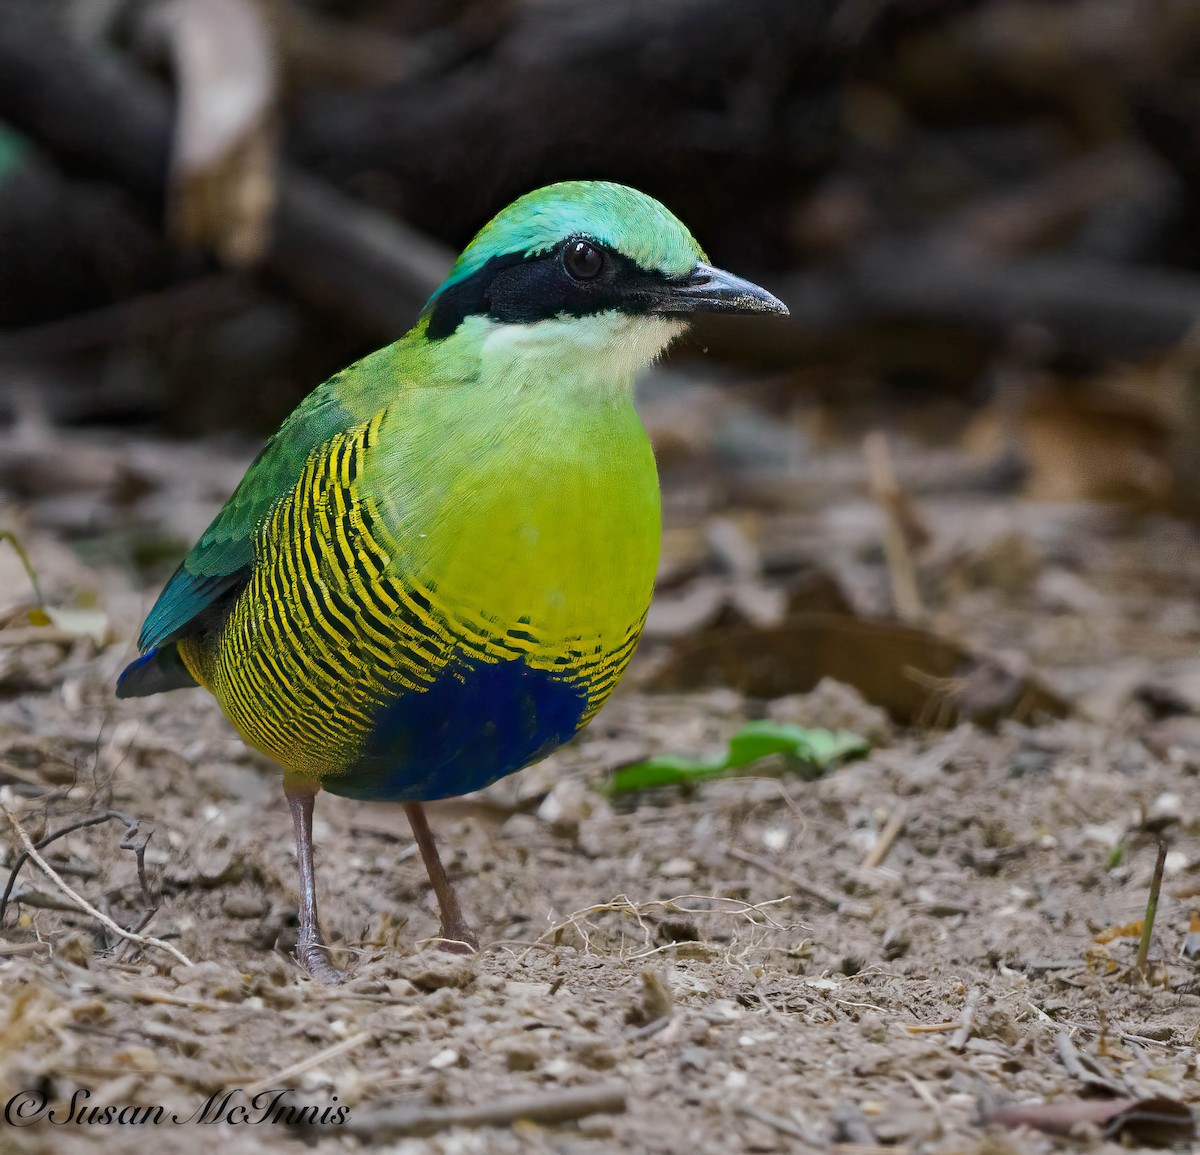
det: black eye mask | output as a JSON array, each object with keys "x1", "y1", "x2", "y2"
[{"x1": 424, "y1": 240, "x2": 679, "y2": 340}]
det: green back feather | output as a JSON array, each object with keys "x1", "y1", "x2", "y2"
[{"x1": 138, "y1": 381, "x2": 354, "y2": 650}]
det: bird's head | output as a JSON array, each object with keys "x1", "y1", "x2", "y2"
[{"x1": 418, "y1": 181, "x2": 788, "y2": 392}]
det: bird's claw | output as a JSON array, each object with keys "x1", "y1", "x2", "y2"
[
  {"x1": 434, "y1": 921, "x2": 479, "y2": 955},
  {"x1": 294, "y1": 930, "x2": 348, "y2": 983}
]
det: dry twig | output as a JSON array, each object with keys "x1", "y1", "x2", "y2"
[
  {"x1": 528, "y1": 892, "x2": 790, "y2": 960},
  {"x1": 949, "y1": 987, "x2": 981, "y2": 1052},
  {"x1": 242, "y1": 1032, "x2": 370, "y2": 1098},
  {"x1": 864, "y1": 431, "x2": 926, "y2": 622},
  {"x1": 735, "y1": 1103, "x2": 824, "y2": 1145},
  {"x1": 1054, "y1": 1032, "x2": 1126, "y2": 1096},
  {"x1": 862, "y1": 801, "x2": 909, "y2": 869},
  {"x1": 1, "y1": 809, "x2": 147, "y2": 919},
  {"x1": 1, "y1": 803, "x2": 192, "y2": 967},
  {"x1": 723, "y1": 842, "x2": 850, "y2": 912},
  {"x1": 340, "y1": 1082, "x2": 628, "y2": 1139}
]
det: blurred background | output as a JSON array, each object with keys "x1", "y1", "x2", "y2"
[{"x1": 5, "y1": 0, "x2": 1200, "y2": 729}]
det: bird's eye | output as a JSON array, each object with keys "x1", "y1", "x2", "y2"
[{"x1": 563, "y1": 239, "x2": 604, "y2": 281}]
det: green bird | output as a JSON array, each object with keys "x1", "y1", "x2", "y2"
[{"x1": 118, "y1": 181, "x2": 787, "y2": 980}]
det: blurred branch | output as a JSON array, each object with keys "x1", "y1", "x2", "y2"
[
  {"x1": 0, "y1": 275, "x2": 254, "y2": 363},
  {"x1": 3, "y1": 0, "x2": 1197, "y2": 358},
  {"x1": 0, "y1": 0, "x2": 451, "y2": 338},
  {"x1": 271, "y1": 172, "x2": 452, "y2": 331},
  {"x1": 776, "y1": 238, "x2": 1200, "y2": 359},
  {"x1": 146, "y1": 0, "x2": 280, "y2": 265},
  {"x1": 864, "y1": 430, "x2": 926, "y2": 623}
]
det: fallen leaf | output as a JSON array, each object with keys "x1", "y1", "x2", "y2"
[
  {"x1": 1094, "y1": 919, "x2": 1144, "y2": 945},
  {"x1": 608, "y1": 720, "x2": 867, "y2": 794},
  {"x1": 27, "y1": 607, "x2": 109, "y2": 645},
  {"x1": 648, "y1": 613, "x2": 1070, "y2": 726}
]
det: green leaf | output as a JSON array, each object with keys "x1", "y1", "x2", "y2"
[{"x1": 609, "y1": 720, "x2": 869, "y2": 795}]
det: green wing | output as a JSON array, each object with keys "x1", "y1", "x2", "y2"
[{"x1": 137, "y1": 382, "x2": 353, "y2": 653}]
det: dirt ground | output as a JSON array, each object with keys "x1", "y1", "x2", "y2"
[{"x1": 1, "y1": 382, "x2": 1199, "y2": 1154}]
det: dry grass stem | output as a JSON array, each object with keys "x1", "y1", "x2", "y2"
[
  {"x1": 530, "y1": 892, "x2": 791, "y2": 959},
  {"x1": 723, "y1": 843, "x2": 846, "y2": 910},
  {"x1": 1135, "y1": 839, "x2": 1168, "y2": 976},
  {"x1": 342, "y1": 1082, "x2": 628, "y2": 1139},
  {"x1": 2, "y1": 803, "x2": 192, "y2": 967},
  {"x1": 0, "y1": 939, "x2": 50, "y2": 956},
  {"x1": 242, "y1": 1031, "x2": 370, "y2": 1097},
  {"x1": 735, "y1": 1102, "x2": 823, "y2": 1143},
  {"x1": 902, "y1": 1021, "x2": 959, "y2": 1034},
  {"x1": 861, "y1": 800, "x2": 909, "y2": 869},
  {"x1": 1, "y1": 809, "x2": 143, "y2": 919},
  {"x1": 949, "y1": 986, "x2": 981, "y2": 1051},
  {"x1": 864, "y1": 430, "x2": 925, "y2": 622}
]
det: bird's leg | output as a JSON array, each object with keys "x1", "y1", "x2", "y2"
[
  {"x1": 403, "y1": 802, "x2": 479, "y2": 954},
  {"x1": 284, "y1": 778, "x2": 345, "y2": 983}
]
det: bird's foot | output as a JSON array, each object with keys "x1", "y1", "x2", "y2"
[
  {"x1": 433, "y1": 918, "x2": 479, "y2": 955},
  {"x1": 295, "y1": 931, "x2": 348, "y2": 984}
]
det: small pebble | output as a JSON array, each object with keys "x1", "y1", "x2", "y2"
[{"x1": 659, "y1": 857, "x2": 695, "y2": 878}]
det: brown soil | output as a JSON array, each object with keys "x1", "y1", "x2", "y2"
[{"x1": 1, "y1": 407, "x2": 1199, "y2": 1154}]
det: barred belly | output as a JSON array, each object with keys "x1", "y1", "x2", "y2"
[{"x1": 178, "y1": 415, "x2": 647, "y2": 801}]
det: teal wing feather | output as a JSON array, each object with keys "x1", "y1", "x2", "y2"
[{"x1": 136, "y1": 382, "x2": 355, "y2": 653}]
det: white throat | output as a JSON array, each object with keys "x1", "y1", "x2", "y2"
[{"x1": 473, "y1": 312, "x2": 687, "y2": 399}]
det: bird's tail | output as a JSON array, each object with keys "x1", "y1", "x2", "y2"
[{"x1": 116, "y1": 644, "x2": 198, "y2": 698}]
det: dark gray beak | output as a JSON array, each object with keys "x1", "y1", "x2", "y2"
[{"x1": 651, "y1": 262, "x2": 789, "y2": 316}]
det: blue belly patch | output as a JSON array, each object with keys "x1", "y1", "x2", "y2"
[{"x1": 323, "y1": 655, "x2": 589, "y2": 802}]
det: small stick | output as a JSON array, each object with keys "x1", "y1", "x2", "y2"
[
  {"x1": 1054, "y1": 1031, "x2": 1125, "y2": 1096},
  {"x1": 242, "y1": 1032, "x2": 370, "y2": 1098},
  {"x1": 341, "y1": 1082, "x2": 628, "y2": 1139},
  {"x1": 864, "y1": 431, "x2": 925, "y2": 622},
  {"x1": 1054, "y1": 1031, "x2": 1086, "y2": 1080},
  {"x1": 51, "y1": 959, "x2": 241, "y2": 1011},
  {"x1": 1, "y1": 804, "x2": 192, "y2": 968},
  {"x1": 1, "y1": 810, "x2": 139, "y2": 920},
  {"x1": 119, "y1": 824, "x2": 153, "y2": 900},
  {"x1": 949, "y1": 987, "x2": 981, "y2": 1052},
  {"x1": 734, "y1": 1103, "x2": 822, "y2": 1145},
  {"x1": 723, "y1": 843, "x2": 845, "y2": 911},
  {"x1": 901, "y1": 1071, "x2": 940, "y2": 1115},
  {"x1": 0, "y1": 939, "x2": 50, "y2": 956},
  {"x1": 862, "y1": 801, "x2": 909, "y2": 869},
  {"x1": 1135, "y1": 839, "x2": 1168, "y2": 976}
]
